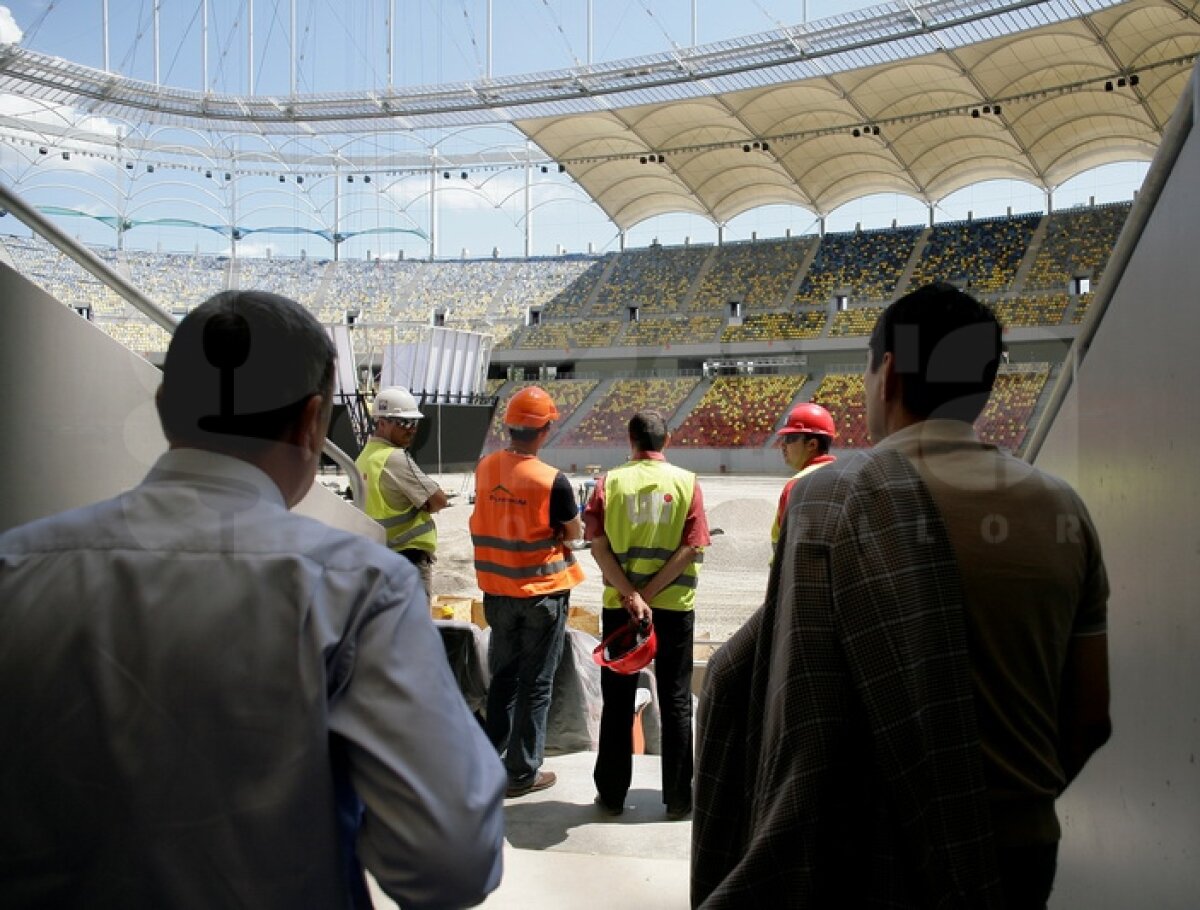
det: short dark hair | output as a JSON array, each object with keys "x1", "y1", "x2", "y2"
[
  {"x1": 507, "y1": 425, "x2": 545, "y2": 444},
  {"x1": 867, "y1": 282, "x2": 1002, "y2": 423},
  {"x1": 629, "y1": 410, "x2": 668, "y2": 452},
  {"x1": 158, "y1": 290, "x2": 336, "y2": 451}
]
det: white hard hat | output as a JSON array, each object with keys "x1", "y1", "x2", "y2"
[{"x1": 373, "y1": 387, "x2": 424, "y2": 420}]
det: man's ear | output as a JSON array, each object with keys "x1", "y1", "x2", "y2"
[
  {"x1": 879, "y1": 350, "x2": 901, "y2": 403},
  {"x1": 294, "y1": 393, "x2": 327, "y2": 456},
  {"x1": 662, "y1": 430, "x2": 672, "y2": 452}
]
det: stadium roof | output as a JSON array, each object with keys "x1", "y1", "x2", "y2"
[
  {"x1": 1, "y1": 0, "x2": 1197, "y2": 227},
  {"x1": 519, "y1": 0, "x2": 1200, "y2": 225}
]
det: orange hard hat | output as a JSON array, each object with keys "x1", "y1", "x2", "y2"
[
  {"x1": 592, "y1": 620, "x2": 657, "y2": 675},
  {"x1": 777, "y1": 402, "x2": 837, "y2": 439},
  {"x1": 505, "y1": 385, "x2": 559, "y2": 428}
]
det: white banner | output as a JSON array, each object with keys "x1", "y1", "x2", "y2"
[
  {"x1": 381, "y1": 326, "x2": 492, "y2": 401},
  {"x1": 327, "y1": 324, "x2": 359, "y2": 399}
]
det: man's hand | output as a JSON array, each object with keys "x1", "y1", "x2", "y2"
[
  {"x1": 557, "y1": 514, "x2": 584, "y2": 543},
  {"x1": 423, "y1": 488, "x2": 450, "y2": 513},
  {"x1": 621, "y1": 591, "x2": 652, "y2": 624}
]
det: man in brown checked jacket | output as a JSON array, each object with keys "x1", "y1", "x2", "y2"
[{"x1": 692, "y1": 283, "x2": 1111, "y2": 910}]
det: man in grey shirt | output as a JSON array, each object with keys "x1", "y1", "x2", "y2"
[{"x1": 0, "y1": 290, "x2": 505, "y2": 909}]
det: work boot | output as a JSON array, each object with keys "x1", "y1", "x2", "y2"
[{"x1": 505, "y1": 770, "x2": 556, "y2": 798}]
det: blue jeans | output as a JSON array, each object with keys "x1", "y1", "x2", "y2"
[{"x1": 484, "y1": 591, "x2": 569, "y2": 786}]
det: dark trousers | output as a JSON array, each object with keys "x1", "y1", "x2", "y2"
[
  {"x1": 483, "y1": 591, "x2": 569, "y2": 786},
  {"x1": 997, "y1": 843, "x2": 1058, "y2": 910},
  {"x1": 594, "y1": 606, "x2": 694, "y2": 811},
  {"x1": 398, "y1": 548, "x2": 434, "y2": 600},
  {"x1": 331, "y1": 736, "x2": 373, "y2": 909}
]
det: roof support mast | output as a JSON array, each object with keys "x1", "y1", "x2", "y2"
[
  {"x1": 388, "y1": 0, "x2": 395, "y2": 88},
  {"x1": 102, "y1": 0, "x2": 109, "y2": 71},
  {"x1": 429, "y1": 148, "x2": 439, "y2": 261},
  {"x1": 290, "y1": 0, "x2": 296, "y2": 97},
  {"x1": 202, "y1": 0, "x2": 208, "y2": 90},
  {"x1": 524, "y1": 143, "x2": 533, "y2": 258},
  {"x1": 248, "y1": 0, "x2": 255, "y2": 95},
  {"x1": 332, "y1": 170, "x2": 340, "y2": 262},
  {"x1": 154, "y1": 1, "x2": 161, "y2": 84},
  {"x1": 231, "y1": 171, "x2": 239, "y2": 262}
]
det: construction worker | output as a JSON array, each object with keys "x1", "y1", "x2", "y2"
[
  {"x1": 769, "y1": 402, "x2": 838, "y2": 549},
  {"x1": 584, "y1": 410, "x2": 711, "y2": 820},
  {"x1": 471, "y1": 385, "x2": 584, "y2": 798},
  {"x1": 356, "y1": 387, "x2": 448, "y2": 598}
]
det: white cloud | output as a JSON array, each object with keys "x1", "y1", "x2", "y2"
[
  {"x1": 0, "y1": 7, "x2": 24, "y2": 45},
  {"x1": 0, "y1": 92, "x2": 122, "y2": 140},
  {"x1": 0, "y1": 92, "x2": 36, "y2": 116}
]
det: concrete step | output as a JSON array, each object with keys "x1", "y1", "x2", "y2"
[{"x1": 367, "y1": 750, "x2": 691, "y2": 909}]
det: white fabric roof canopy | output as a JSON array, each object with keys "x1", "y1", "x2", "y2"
[
  {"x1": 517, "y1": 0, "x2": 1200, "y2": 226},
  {"x1": 0, "y1": 0, "x2": 1196, "y2": 228}
]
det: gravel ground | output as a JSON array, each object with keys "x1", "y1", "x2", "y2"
[{"x1": 412, "y1": 469, "x2": 786, "y2": 644}]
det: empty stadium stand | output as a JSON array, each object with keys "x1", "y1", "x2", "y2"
[
  {"x1": 671, "y1": 374, "x2": 809, "y2": 448},
  {"x1": 909, "y1": 214, "x2": 1039, "y2": 294},
  {"x1": 1024, "y1": 202, "x2": 1131, "y2": 292},
  {"x1": 557, "y1": 377, "x2": 699, "y2": 448},
  {"x1": 795, "y1": 226, "x2": 919, "y2": 305},
  {"x1": 482, "y1": 379, "x2": 600, "y2": 452},
  {"x1": 691, "y1": 237, "x2": 815, "y2": 312},
  {"x1": 1, "y1": 201, "x2": 1126, "y2": 462},
  {"x1": 589, "y1": 245, "x2": 708, "y2": 317}
]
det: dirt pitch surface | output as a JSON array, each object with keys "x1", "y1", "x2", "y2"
[{"x1": 407, "y1": 469, "x2": 785, "y2": 645}]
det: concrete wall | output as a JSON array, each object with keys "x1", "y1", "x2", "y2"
[
  {"x1": 1033, "y1": 64, "x2": 1200, "y2": 908},
  {"x1": 0, "y1": 263, "x2": 380, "y2": 542},
  {"x1": 0, "y1": 265, "x2": 168, "y2": 531}
]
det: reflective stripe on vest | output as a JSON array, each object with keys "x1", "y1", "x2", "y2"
[
  {"x1": 469, "y1": 450, "x2": 584, "y2": 597},
  {"x1": 601, "y1": 458, "x2": 700, "y2": 612},
  {"x1": 355, "y1": 439, "x2": 437, "y2": 554}
]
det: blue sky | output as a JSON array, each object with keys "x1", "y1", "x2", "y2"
[{"x1": 0, "y1": 1, "x2": 1148, "y2": 258}]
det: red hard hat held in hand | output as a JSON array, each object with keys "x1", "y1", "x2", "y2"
[{"x1": 592, "y1": 620, "x2": 657, "y2": 675}]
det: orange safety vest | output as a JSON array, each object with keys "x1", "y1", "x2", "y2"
[{"x1": 470, "y1": 450, "x2": 584, "y2": 597}]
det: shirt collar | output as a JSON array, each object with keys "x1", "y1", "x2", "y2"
[
  {"x1": 633, "y1": 451, "x2": 667, "y2": 461},
  {"x1": 874, "y1": 419, "x2": 981, "y2": 453},
  {"x1": 145, "y1": 448, "x2": 288, "y2": 508}
]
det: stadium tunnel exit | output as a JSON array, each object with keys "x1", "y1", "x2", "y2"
[{"x1": 2, "y1": 59, "x2": 1199, "y2": 910}]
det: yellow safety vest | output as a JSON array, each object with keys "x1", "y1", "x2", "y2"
[
  {"x1": 356, "y1": 439, "x2": 437, "y2": 555},
  {"x1": 601, "y1": 458, "x2": 701, "y2": 612}
]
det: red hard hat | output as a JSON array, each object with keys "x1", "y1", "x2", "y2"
[
  {"x1": 505, "y1": 385, "x2": 559, "y2": 428},
  {"x1": 777, "y1": 402, "x2": 837, "y2": 439},
  {"x1": 592, "y1": 620, "x2": 657, "y2": 675}
]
